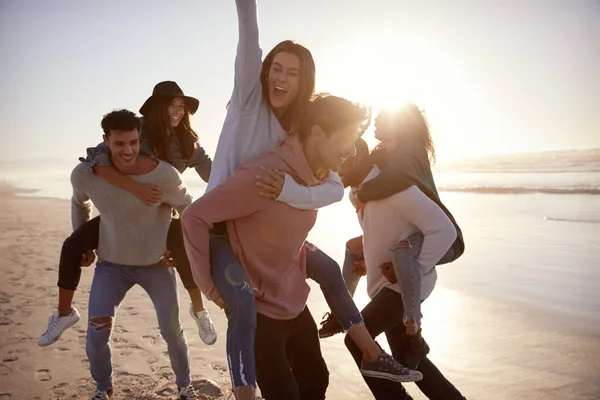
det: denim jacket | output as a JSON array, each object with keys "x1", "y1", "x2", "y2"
[{"x1": 80, "y1": 128, "x2": 212, "y2": 183}]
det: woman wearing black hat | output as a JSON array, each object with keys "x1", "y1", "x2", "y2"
[{"x1": 38, "y1": 81, "x2": 218, "y2": 349}]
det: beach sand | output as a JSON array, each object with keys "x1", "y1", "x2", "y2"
[{"x1": 1, "y1": 183, "x2": 599, "y2": 399}]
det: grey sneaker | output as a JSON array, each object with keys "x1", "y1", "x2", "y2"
[
  {"x1": 90, "y1": 389, "x2": 113, "y2": 400},
  {"x1": 178, "y1": 384, "x2": 198, "y2": 399},
  {"x1": 360, "y1": 351, "x2": 423, "y2": 383}
]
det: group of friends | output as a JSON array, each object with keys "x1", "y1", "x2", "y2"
[{"x1": 36, "y1": 1, "x2": 467, "y2": 399}]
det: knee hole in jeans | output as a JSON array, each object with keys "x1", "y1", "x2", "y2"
[{"x1": 90, "y1": 317, "x2": 113, "y2": 333}]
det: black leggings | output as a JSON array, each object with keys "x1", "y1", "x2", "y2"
[
  {"x1": 345, "y1": 287, "x2": 467, "y2": 400},
  {"x1": 254, "y1": 307, "x2": 329, "y2": 400},
  {"x1": 57, "y1": 216, "x2": 197, "y2": 290}
]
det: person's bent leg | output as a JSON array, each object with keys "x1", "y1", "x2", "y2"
[
  {"x1": 57, "y1": 216, "x2": 101, "y2": 314},
  {"x1": 210, "y1": 234, "x2": 257, "y2": 398},
  {"x1": 306, "y1": 243, "x2": 362, "y2": 331},
  {"x1": 39, "y1": 217, "x2": 101, "y2": 347},
  {"x1": 254, "y1": 313, "x2": 298, "y2": 400},
  {"x1": 287, "y1": 307, "x2": 329, "y2": 400},
  {"x1": 138, "y1": 263, "x2": 191, "y2": 391},
  {"x1": 86, "y1": 261, "x2": 132, "y2": 393},
  {"x1": 168, "y1": 218, "x2": 217, "y2": 345},
  {"x1": 391, "y1": 236, "x2": 423, "y2": 334},
  {"x1": 386, "y1": 324, "x2": 466, "y2": 400},
  {"x1": 344, "y1": 288, "x2": 416, "y2": 399},
  {"x1": 306, "y1": 243, "x2": 389, "y2": 362},
  {"x1": 342, "y1": 236, "x2": 364, "y2": 296}
]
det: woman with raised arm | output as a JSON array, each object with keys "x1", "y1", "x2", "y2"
[{"x1": 183, "y1": 1, "x2": 421, "y2": 399}]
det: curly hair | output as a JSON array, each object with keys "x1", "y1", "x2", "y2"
[{"x1": 376, "y1": 103, "x2": 436, "y2": 163}]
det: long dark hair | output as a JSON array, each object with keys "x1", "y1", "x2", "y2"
[
  {"x1": 143, "y1": 97, "x2": 199, "y2": 162},
  {"x1": 260, "y1": 40, "x2": 316, "y2": 133},
  {"x1": 373, "y1": 103, "x2": 436, "y2": 164}
]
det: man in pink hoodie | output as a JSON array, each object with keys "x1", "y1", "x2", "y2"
[{"x1": 181, "y1": 94, "x2": 370, "y2": 400}]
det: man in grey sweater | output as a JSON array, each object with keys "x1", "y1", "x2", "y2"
[{"x1": 66, "y1": 110, "x2": 197, "y2": 400}]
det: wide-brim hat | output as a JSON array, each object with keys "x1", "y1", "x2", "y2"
[{"x1": 139, "y1": 81, "x2": 200, "y2": 116}]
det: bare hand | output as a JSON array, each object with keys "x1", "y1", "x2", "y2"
[
  {"x1": 80, "y1": 250, "x2": 96, "y2": 267},
  {"x1": 256, "y1": 166, "x2": 285, "y2": 200},
  {"x1": 212, "y1": 296, "x2": 226, "y2": 310},
  {"x1": 380, "y1": 261, "x2": 398, "y2": 284},
  {"x1": 162, "y1": 251, "x2": 176, "y2": 267},
  {"x1": 346, "y1": 236, "x2": 364, "y2": 255},
  {"x1": 134, "y1": 183, "x2": 162, "y2": 206},
  {"x1": 352, "y1": 259, "x2": 367, "y2": 277}
]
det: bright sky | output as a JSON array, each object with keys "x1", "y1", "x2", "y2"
[{"x1": 1, "y1": 0, "x2": 599, "y2": 163}]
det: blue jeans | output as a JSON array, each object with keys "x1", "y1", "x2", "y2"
[
  {"x1": 86, "y1": 261, "x2": 191, "y2": 392},
  {"x1": 341, "y1": 233, "x2": 455, "y2": 326},
  {"x1": 210, "y1": 235, "x2": 362, "y2": 389},
  {"x1": 392, "y1": 232, "x2": 454, "y2": 326}
]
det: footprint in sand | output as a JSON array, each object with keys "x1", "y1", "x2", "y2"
[
  {"x1": 0, "y1": 393, "x2": 12, "y2": 399},
  {"x1": 143, "y1": 335, "x2": 158, "y2": 346},
  {"x1": 2, "y1": 355, "x2": 18, "y2": 363},
  {"x1": 0, "y1": 318, "x2": 11, "y2": 326},
  {"x1": 36, "y1": 369, "x2": 51, "y2": 382},
  {"x1": 0, "y1": 364, "x2": 12, "y2": 376},
  {"x1": 0, "y1": 293, "x2": 9, "y2": 304},
  {"x1": 210, "y1": 363, "x2": 228, "y2": 373},
  {"x1": 156, "y1": 387, "x2": 176, "y2": 397}
]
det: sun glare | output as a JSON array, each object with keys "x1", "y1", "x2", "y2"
[{"x1": 318, "y1": 30, "x2": 495, "y2": 160}]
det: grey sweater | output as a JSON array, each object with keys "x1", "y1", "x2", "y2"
[{"x1": 71, "y1": 160, "x2": 192, "y2": 266}]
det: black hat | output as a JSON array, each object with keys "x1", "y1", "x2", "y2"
[{"x1": 139, "y1": 81, "x2": 200, "y2": 116}]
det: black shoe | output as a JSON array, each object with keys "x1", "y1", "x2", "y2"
[
  {"x1": 401, "y1": 330, "x2": 430, "y2": 369},
  {"x1": 318, "y1": 312, "x2": 343, "y2": 338}
]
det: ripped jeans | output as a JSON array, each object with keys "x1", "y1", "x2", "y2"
[
  {"x1": 342, "y1": 233, "x2": 455, "y2": 327},
  {"x1": 86, "y1": 261, "x2": 191, "y2": 392},
  {"x1": 210, "y1": 234, "x2": 362, "y2": 389}
]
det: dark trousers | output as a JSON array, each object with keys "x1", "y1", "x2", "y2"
[
  {"x1": 57, "y1": 216, "x2": 197, "y2": 290},
  {"x1": 255, "y1": 307, "x2": 329, "y2": 400},
  {"x1": 345, "y1": 288, "x2": 467, "y2": 400}
]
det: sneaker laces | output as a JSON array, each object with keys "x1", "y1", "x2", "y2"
[
  {"x1": 381, "y1": 352, "x2": 414, "y2": 374},
  {"x1": 197, "y1": 312, "x2": 213, "y2": 337},
  {"x1": 42, "y1": 314, "x2": 60, "y2": 336},
  {"x1": 178, "y1": 384, "x2": 198, "y2": 399},
  {"x1": 90, "y1": 389, "x2": 110, "y2": 400}
]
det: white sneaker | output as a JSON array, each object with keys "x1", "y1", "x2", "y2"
[
  {"x1": 38, "y1": 307, "x2": 81, "y2": 347},
  {"x1": 189, "y1": 305, "x2": 217, "y2": 345},
  {"x1": 178, "y1": 384, "x2": 198, "y2": 399},
  {"x1": 90, "y1": 389, "x2": 112, "y2": 399}
]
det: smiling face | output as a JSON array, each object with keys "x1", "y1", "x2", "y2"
[
  {"x1": 167, "y1": 96, "x2": 185, "y2": 128},
  {"x1": 267, "y1": 51, "x2": 301, "y2": 113},
  {"x1": 313, "y1": 123, "x2": 361, "y2": 172},
  {"x1": 103, "y1": 128, "x2": 140, "y2": 171}
]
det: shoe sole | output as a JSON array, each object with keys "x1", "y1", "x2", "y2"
[
  {"x1": 38, "y1": 317, "x2": 80, "y2": 347},
  {"x1": 361, "y1": 369, "x2": 423, "y2": 383}
]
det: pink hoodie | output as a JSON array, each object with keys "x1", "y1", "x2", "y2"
[{"x1": 181, "y1": 136, "x2": 319, "y2": 320}]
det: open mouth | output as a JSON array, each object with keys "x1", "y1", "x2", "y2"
[{"x1": 273, "y1": 85, "x2": 288, "y2": 99}]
